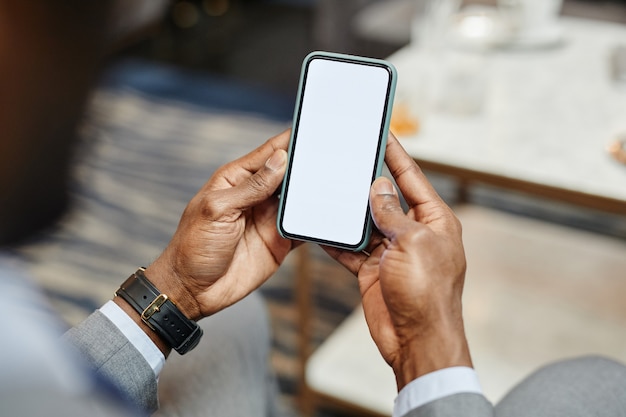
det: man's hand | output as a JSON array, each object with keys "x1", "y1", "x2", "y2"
[
  {"x1": 143, "y1": 130, "x2": 295, "y2": 322},
  {"x1": 325, "y1": 134, "x2": 472, "y2": 390}
]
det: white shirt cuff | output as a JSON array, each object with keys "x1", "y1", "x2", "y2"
[
  {"x1": 100, "y1": 300, "x2": 165, "y2": 378},
  {"x1": 393, "y1": 366, "x2": 483, "y2": 417}
]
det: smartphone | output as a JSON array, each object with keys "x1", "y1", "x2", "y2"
[{"x1": 277, "y1": 51, "x2": 397, "y2": 251}]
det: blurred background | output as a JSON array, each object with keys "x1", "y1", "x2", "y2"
[
  {"x1": 7, "y1": 1, "x2": 626, "y2": 417},
  {"x1": 113, "y1": 0, "x2": 626, "y2": 96},
  {"x1": 110, "y1": 2, "x2": 626, "y2": 415}
]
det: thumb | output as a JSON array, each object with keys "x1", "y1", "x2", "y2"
[
  {"x1": 369, "y1": 177, "x2": 411, "y2": 238},
  {"x1": 229, "y1": 149, "x2": 288, "y2": 210}
]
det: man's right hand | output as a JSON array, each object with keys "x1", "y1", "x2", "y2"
[{"x1": 325, "y1": 134, "x2": 473, "y2": 390}]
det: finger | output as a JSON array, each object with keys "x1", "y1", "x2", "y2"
[
  {"x1": 384, "y1": 133, "x2": 443, "y2": 207},
  {"x1": 239, "y1": 129, "x2": 291, "y2": 174},
  {"x1": 363, "y1": 230, "x2": 385, "y2": 254},
  {"x1": 369, "y1": 177, "x2": 417, "y2": 239},
  {"x1": 212, "y1": 129, "x2": 291, "y2": 189},
  {"x1": 322, "y1": 245, "x2": 369, "y2": 276},
  {"x1": 218, "y1": 149, "x2": 288, "y2": 212}
]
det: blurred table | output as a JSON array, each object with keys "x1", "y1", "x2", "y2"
[
  {"x1": 298, "y1": 16, "x2": 626, "y2": 417},
  {"x1": 389, "y1": 16, "x2": 626, "y2": 213}
]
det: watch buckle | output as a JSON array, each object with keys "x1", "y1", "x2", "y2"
[{"x1": 141, "y1": 293, "x2": 168, "y2": 329}]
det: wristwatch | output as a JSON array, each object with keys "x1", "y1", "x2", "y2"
[{"x1": 115, "y1": 268, "x2": 203, "y2": 354}]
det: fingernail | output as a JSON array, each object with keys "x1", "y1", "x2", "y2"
[
  {"x1": 373, "y1": 178, "x2": 395, "y2": 195},
  {"x1": 265, "y1": 150, "x2": 286, "y2": 171}
]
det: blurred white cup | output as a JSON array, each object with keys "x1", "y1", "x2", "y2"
[
  {"x1": 497, "y1": 0, "x2": 563, "y2": 40},
  {"x1": 411, "y1": 0, "x2": 461, "y2": 50}
]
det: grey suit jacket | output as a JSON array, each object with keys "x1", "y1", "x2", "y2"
[
  {"x1": 402, "y1": 393, "x2": 494, "y2": 417},
  {"x1": 63, "y1": 311, "x2": 496, "y2": 417},
  {"x1": 61, "y1": 314, "x2": 626, "y2": 417},
  {"x1": 63, "y1": 311, "x2": 495, "y2": 417},
  {"x1": 402, "y1": 355, "x2": 626, "y2": 417},
  {"x1": 63, "y1": 310, "x2": 159, "y2": 413}
]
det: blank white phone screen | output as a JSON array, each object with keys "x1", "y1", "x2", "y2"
[{"x1": 281, "y1": 57, "x2": 392, "y2": 247}]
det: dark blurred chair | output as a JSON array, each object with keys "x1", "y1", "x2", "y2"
[{"x1": 0, "y1": 0, "x2": 167, "y2": 245}]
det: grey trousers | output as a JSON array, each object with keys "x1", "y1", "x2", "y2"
[
  {"x1": 496, "y1": 355, "x2": 626, "y2": 417},
  {"x1": 155, "y1": 292, "x2": 287, "y2": 417}
]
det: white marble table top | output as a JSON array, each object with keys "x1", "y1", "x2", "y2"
[{"x1": 389, "y1": 17, "x2": 626, "y2": 207}]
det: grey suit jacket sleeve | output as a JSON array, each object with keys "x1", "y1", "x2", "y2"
[
  {"x1": 402, "y1": 393, "x2": 495, "y2": 417},
  {"x1": 62, "y1": 310, "x2": 159, "y2": 413}
]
